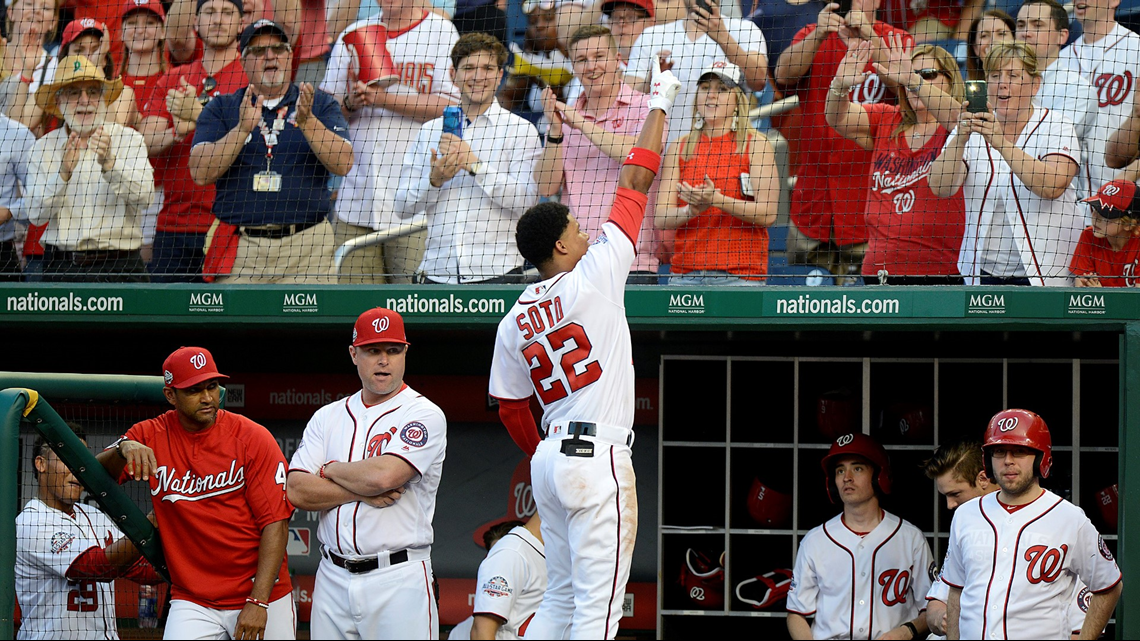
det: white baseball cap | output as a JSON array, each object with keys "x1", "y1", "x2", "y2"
[{"x1": 699, "y1": 60, "x2": 744, "y2": 89}]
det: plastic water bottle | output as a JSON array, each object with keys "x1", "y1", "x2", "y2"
[{"x1": 138, "y1": 584, "x2": 158, "y2": 629}]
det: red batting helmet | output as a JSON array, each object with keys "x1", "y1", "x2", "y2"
[
  {"x1": 982, "y1": 408, "x2": 1052, "y2": 479},
  {"x1": 1097, "y1": 484, "x2": 1119, "y2": 530},
  {"x1": 817, "y1": 390, "x2": 857, "y2": 440},
  {"x1": 746, "y1": 478, "x2": 793, "y2": 528},
  {"x1": 820, "y1": 433, "x2": 892, "y2": 503},
  {"x1": 736, "y1": 569, "x2": 794, "y2": 609},
  {"x1": 677, "y1": 549, "x2": 724, "y2": 609}
]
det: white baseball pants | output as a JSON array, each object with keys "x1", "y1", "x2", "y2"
[
  {"x1": 310, "y1": 556, "x2": 439, "y2": 639},
  {"x1": 163, "y1": 593, "x2": 295, "y2": 639}
]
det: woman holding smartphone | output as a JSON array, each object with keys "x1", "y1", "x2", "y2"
[
  {"x1": 826, "y1": 34, "x2": 966, "y2": 284},
  {"x1": 928, "y1": 41, "x2": 1083, "y2": 286}
]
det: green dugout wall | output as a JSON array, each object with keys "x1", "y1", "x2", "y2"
[{"x1": 0, "y1": 283, "x2": 1137, "y2": 637}]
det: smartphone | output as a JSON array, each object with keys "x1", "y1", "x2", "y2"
[
  {"x1": 835, "y1": 0, "x2": 853, "y2": 17},
  {"x1": 965, "y1": 80, "x2": 988, "y2": 114},
  {"x1": 695, "y1": 0, "x2": 713, "y2": 13},
  {"x1": 442, "y1": 106, "x2": 464, "y2": 139}
]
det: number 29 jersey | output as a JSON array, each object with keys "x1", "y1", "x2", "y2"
[{"x1": 489, "y1": 189, "x2": 646, "y2": 431}]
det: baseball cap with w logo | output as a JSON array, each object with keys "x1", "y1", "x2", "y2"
[
  {"x1": 352, "y1": 308, "x2": 409, "y2": 347},
  {"x1": 162, "y1": 346, "x2": 228, "y2": 389},
  {"x1": 1082, "y1": 179, "x2": 1139, "y2": 219}
]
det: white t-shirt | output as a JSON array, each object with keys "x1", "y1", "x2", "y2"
[
  {"x1": 786, "y1": 510, "x2": 934, "y2": 640},
  {"x1": 628, "y1": 18, "x2": 767, "y2": 143},
  {"x1": 941, "y1": 490, "x2": 1121, "y2": 640},
  {"x1": 489, "y1": 201, "x2": 640, "y2": 430},
  {"x1": 290, "y1": 386, "x2": 448, "y2": 556},
  {"x1": 949, "y1": 107, "x2": 1083, "y2": 285},
  {"x1": 320, "y1": 12, "x2": 460, "y2": 229},
  {"x1": 15, "y1": 499, "x2": 122, "y2": 640},
  {"x1": 1059, "y1": 23, "x2": 1140, "y2": 193},
  {"x1": 471, "y1": 526, "x2": 547, "y2": 639}
]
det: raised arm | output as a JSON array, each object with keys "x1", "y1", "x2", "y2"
[
  {"x1": 825, "y1": 40, "x2": 874, "y2": 150},
  {"x1": 775, "y1": 6, "x2": 839, "y2": 86},
  {"x1": 619, "y1": 58, "x2": 680, "y2": 194},
  {"x1": 534, "y1": 87, "x2": 566, "y2": 198},
  {"x1": 1106, "y1": 87, "x2": 1140, "y2": 169},
  {"x1": 872, "y1": 32, "x2": 961, "y2": 130},
  {"x1": 695, "y1": 1, "x2": 768, "y2": 90}
]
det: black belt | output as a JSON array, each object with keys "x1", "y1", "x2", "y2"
[
  {"x1": 45, "y1": 247, "x2": 138, "y2": 266},
  {"x1": 323, "y1": 548, "x2": 408, "y2": 574},
  {"x1": 567, "y1": 421, "x2": 597, "y2": 437},
  {"x1": 239, "y1": 220, "x2": 321, "y2": 239}
]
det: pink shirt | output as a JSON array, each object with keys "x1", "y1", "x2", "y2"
[{"x1": 563, "y1": 82, "x2": 666, "y2": 273}]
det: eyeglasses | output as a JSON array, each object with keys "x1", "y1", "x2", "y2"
[
  {"x1": 915, "y1": 68, "x2": 948, "y2": 81},
  {"x1": 198, "y1": 75, "x2": 217, "y2": 105},
  {"x1": 244, "y1": 43, "x2": 291, "y2": 59},
  {"x1": 57, "y1": 85, "x2": 104, "y2": 101}
]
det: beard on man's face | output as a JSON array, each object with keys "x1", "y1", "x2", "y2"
[{"x1": 60, "y1": 99, "x2": 106, "y2": 136}]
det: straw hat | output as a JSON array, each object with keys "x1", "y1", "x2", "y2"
[{"x1": 34, "y1": 55, "x2": 124, "y2": 118}]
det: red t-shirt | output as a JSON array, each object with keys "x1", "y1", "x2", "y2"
[
  {"x1": 880, "y1": 0, "x2": 963, "y2": 30},
  {"x1": 674, "y1": 131, "x2": 769, "y2": 279},
  {"x1": 1069, "y1": 227, "x2": 1140, "y2": 286},
  {"x1": 141, "y1": 57, "x2": 248, "y2": 233},
  {"x1": 122, "y1": 410, "x2": 294, "y2": 609},
  {"x1": 122, "y1": 72, "x2": 161, "y2": 118},
  {"x1": 787, "y1": 23, "x2": 912, "y2": 246},
  {"x1": 862, "y1": 103, "x2": 964, "y2": 276}
]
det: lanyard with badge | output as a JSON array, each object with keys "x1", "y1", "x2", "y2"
[{"x1": 254, "y1": 103, "x2": 288, "y2": 193}]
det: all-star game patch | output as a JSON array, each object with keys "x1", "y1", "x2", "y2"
[
  {"x1": 51, "y1": 531, "x2": 76, "y2": 554},
  {"x1": 481, "y1": 575, "x2": 512, "y2": 598}
]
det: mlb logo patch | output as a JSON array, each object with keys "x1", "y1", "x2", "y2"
[{"x1": 288, "y1": 528, "x2": 311, "y2": 556}]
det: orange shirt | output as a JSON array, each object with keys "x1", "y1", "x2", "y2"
[{"x1": 674, "y1": 131, "x2": 768, "y2": 279}]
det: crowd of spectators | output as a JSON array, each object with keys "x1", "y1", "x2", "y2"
[{"x1": 0, "y1": 0, "x2": 1138, "y2": 286}]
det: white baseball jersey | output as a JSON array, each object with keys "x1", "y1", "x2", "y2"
[
  {"x1": 1060, "y1": 24, "x2": 1140, "y2": 193},
  {"x1": 290, "y1": 385, "x2": 448, "y2": 556},
  {"x1": 940, "y1": 490, "x2": 1121, "y2": 639},
  {"x1": 468, "y1": 526, "x2": 547, "y2": 640},
  {"x1": 948, "y1": 108, "x2": 1084, "y2": 285},
  {"x1": 926, "y1": 568, "x2": 1092, "y2": 636},
  {"x1": 321, "y1": 12, "x2": 460, "y2": 229},
  {"x1": 15, "y1": 499, "x2": 121, "y2": 640},
  {"x1": 787, "y1": 510, "x2": 934, "y2": 640},
  {"x1": 628, "y1": 19, "x2": 768, "y2": 144}
]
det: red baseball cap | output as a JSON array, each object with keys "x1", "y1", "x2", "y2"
[
  {"x1": 162, "y1": 347, "x2": 228, "y2": 389},
  {"x1": 1083, "y1": 179, "x2": 1139, "y2": 219},
  {"x1": 61, "y1": 18, "x2": 106, "y2": 51},
  {"x1": 121, "y1": 0, "x2": 167, "y2": 20},
  {"x1": 602, "y1": 0, "x2": 655, "y2": 18},
  {"x1": 352, "y1": 308, "x2": 409, "y2": 347}
]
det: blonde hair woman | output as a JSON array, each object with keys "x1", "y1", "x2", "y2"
[
  {"x1": 929, "y1": 41, "x2": 1083, "y2": 286},
  {"x1": 826, "y1": 34, "x2": 967, "y2": 284},
  {"x1": 655, "y1": 61, "x2": 778, "y2": 285}
]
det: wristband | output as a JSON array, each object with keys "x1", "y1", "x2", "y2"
[
  {"x1": 319, "y1": 461, "x2": 334, "y2": 479},
  {"x1": 902, "y1": 621, "x2": 918, "y2": 639},
  {"x1": 829, "y1": 80, "x2": 851, "y2": 97},
  {"x1": 245, "y1": 597, "x2": 269, "y2": 610},
  {"x1": 19, "y1": 75, "x2": 32, "y2": 84},
  {"x1": 623, "y1": 147, "x2": 661, "y2": 174},
  {"x1": 546, "y1": 132, "x2": 564, "y2": 145}
]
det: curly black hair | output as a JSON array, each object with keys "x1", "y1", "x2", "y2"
[{"x1": 516, "y1": 201, "x2": 571, "y2": 268}]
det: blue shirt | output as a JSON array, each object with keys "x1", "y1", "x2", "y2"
[
  {"x1": 193, "y1": 84, "x2": 350, "y2": 227},
  {"x1": 0, "y1": 114, "x2": 34, "y2": 242}
]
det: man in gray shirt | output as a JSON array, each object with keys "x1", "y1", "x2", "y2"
[{"x1": 0, "y1": 112, "x2": 35, "y2": 281}]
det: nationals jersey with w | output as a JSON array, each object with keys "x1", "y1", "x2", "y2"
[
  {"x1": 470, "y1": 526, "x2": 547, "y2": 639},
  {"x1": 488, "y1": 189, "x2": 647, "y2": 428},
  {"x1": 16, "y1": 500, "x2": 121, "y2": 640},
  {"x1": 290, "y1": 386, "x2": 447, "y2": 556},
  {"x1": 1069, "y1": 226, "x2": 1140, "y2": 286},
  {"x1": 1060, "y1": 24, "x2": 1140, "y2": 193},
  {"x1": 787, "y1": 510, "x2": 934, "y2": 639},
  {"x1": 940, "y1": 490, "x2": 1122, "y2": 639},
  {"x1": 122, "y1": 410, "x2": 294, "y2": 608}
]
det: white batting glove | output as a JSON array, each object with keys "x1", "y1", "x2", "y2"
[{"x1": 647, "y1": 56, "x2": 682, "y2": 115}]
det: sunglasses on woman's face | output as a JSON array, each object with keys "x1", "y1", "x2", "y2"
[
  {"x1": 198, "y1": 76, "x2": 217, "y2": 105},
  {"x1": 915, "y1": 68, "x2": 946, "y2": 81}
]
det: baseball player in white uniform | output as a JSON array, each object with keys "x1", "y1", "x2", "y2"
[
  {"x1": 322, "y1": 5, "x2": 460, "y2": 283},
  {"x1": 16, "y1": 428, "x2": 160, "y2": 640},
  {"x1": 1060, "y1": 0, "x2": 1140, "y2": 193},
  {"x1": 488, "y1": 58, "x2": 681, "y2": 639},
  {"x1": 941, "y1": 409, "x2": 1123, "y2": 639},
  {"x1": 287, "y1": 307, "x2": 448, "y2": 639},
  {"x1": 450, "y1": 515, "x2": 548, "y2": 640},
  {"x1": 787, "y1": 433, "x2": 933, "y2": 640}
]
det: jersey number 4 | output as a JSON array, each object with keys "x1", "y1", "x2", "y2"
[
  {"x1": 522, "y1": 323, "x2": 603, "y2": 404},
  {"x1": 67, "y1": 581, "x2": 99, "y2": 612}
]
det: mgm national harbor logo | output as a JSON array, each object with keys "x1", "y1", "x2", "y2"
[
  {"x1": 667, "y1": 293, "x2": 705, "y2": 315},
  {"x1": 967, "y1": 293, "x2": 1006, "y2": 315},
  {"x1": 189, "y1": 292, "x2": 224, "y2": 313},
  {"x1": 1067, "y1": 293, "x2": 1107, "y2": 316}
]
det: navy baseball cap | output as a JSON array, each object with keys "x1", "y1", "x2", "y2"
[
  {"x1": 239, "y1": 19, "x2": 288, "y2": 53},
  {"x1": 196, "y1": 0, "x2": 243, "y2": 14}
]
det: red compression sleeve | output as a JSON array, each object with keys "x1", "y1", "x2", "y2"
[
  {"x1": 606, "y1": 187, "x2": 649, "y2": 248},
  {"x1": 497, "y1": 398, "x2": 541, "y2": 457},
  {"x1": 123, "y1": 557, "x2": 164, "y2": 585},
  {"x1": 65, "y1": 546, "x2": 117, "y2": 582}
]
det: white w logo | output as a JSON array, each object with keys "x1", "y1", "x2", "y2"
[{"x1": 372, "y1": 317, "x2": 390, "y2": 333}]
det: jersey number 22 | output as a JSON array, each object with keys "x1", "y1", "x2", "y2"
[{"x1": 523, "y1": 322, "x2": 602, "y2": 404}]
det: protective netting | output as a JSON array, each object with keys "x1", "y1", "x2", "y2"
[
  {"x1": 0, "y1": 0, "x2": 1137, "y2": 287},
  {"x1": 14, "y1": 398, "x2": 170, "y2": 638}
]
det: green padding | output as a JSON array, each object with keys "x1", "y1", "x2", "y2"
[
  {"x1": 0, "y1": 389, "x2": 29, "y2": 640},
  {"x1": 23, "y1": 398, "x2": 170, "y2": 582},
  {"x1": 0, "y1": 372, "x2": 168, "y2": 404}
]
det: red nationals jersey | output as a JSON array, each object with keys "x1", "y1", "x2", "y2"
[
  {"x1": 122, "y1": 410, "x2": 294, "y2": 609},
  {"x1": 1069, "y1": 227, "x2": 1140, "y2": 287}
]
